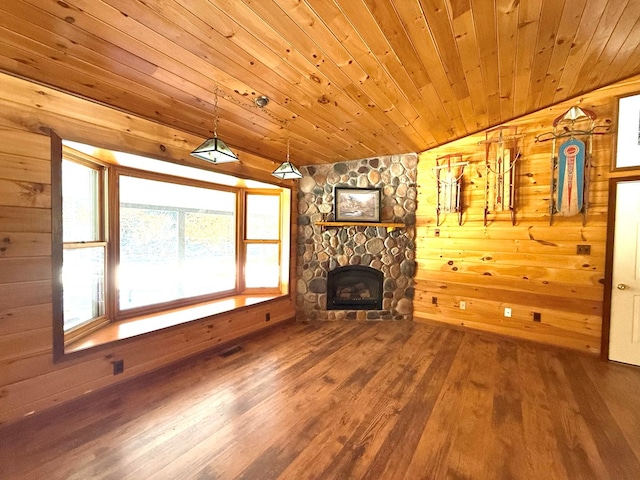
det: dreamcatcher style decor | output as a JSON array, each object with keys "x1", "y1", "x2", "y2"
[
  {"x1": 535, "y1": 106, "x2": 608, "y2": 225},
  {"x1": 478, "y1": 125, "x2": 525, "y2": 226},
  {"x1": 433, "y1": 154, "x2": 469, "y2": 226}
]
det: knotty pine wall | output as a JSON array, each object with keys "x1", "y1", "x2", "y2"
[
  {"x1": 415, "y1": 74, "x2": 640, "y2": 354},
  {"x1": 0, "y1": 72, "x2": 296, "y2": 426}
]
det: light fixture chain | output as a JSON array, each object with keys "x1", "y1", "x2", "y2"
[{"x1": 213, "y1": 85, "x2": 219, "y2": 138}]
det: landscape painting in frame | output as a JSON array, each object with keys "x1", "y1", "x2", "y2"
[
  {"x1": 334, "y1": 187, "x2": 381, "y2": 222},
  {"x1": 615, "y1": 92, "x2": 640, "y2": 169}
]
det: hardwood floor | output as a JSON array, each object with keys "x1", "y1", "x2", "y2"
[{"x1": 1, "y1": 321, "x2": 640, "y2": 479}]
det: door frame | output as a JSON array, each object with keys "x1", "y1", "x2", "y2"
[{"x1": 601, "y1": 174, "x2": 640, "y2": 360}]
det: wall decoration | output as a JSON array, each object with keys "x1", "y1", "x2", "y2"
[
  {"x1": 615, "y1": 92, "x2": 640, "y2": 169},
  {"x1": 479, "y1": 126, "x2": 524, "y2": 226},
  {"x1": 433, "y1": 154, "x2": 469, "y2": 226},
  {"x1": 536, "y1": 106, "x2": 608, "y2": 225},
  {"x1": 334, "y1": 187, "x2": 381, "y2": 222}
]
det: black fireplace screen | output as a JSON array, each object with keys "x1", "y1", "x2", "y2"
[{"x1": 326, "y1": 265, "x2": 383, "y2": 310}]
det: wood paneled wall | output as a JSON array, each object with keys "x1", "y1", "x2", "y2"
[
  {"x1": 414, "y1": 74, "x2": 640, "y2": 354},
  {"x1": 0, "y1": 72, "x2": 296, "y2": 426}
]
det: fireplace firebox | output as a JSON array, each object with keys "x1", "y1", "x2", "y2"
[{"x1": 326, "y1": 265, "x2": 383, "y2": 310}]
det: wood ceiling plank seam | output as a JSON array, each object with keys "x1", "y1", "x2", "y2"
[
  {"x1": 24, "y1": 0, "x2": 375, "y2": 162},
  {"x1": 0, "y1": 1, "x2": 157, "y2": 74},
  {"x1": 0, "y1": 41, "x2": 206, "y2": 143},
  {"x1": 599, "y1": 16, "x2": 640, "y2": 87},
  {"x1": 0, "y1": 21, "x2": 224, "y2": 133},
  {"x1": 275, "y1": 0, "x2": 438, "y2": 148},
  {"x1": 235, "y1": 0, "x2": 425, "y2": 154},
  {"x1": 415, "y1": 0, "x2": 471, "y2": 102},
  {"x1": 139, "y1": 0, "x2": 391, "y2": 157},
  {"x1": 362, "y1": 0, "x2": 432, "y2": 90},
  {"x1": 470, "y1": 0, "x2": 501, "y2": 126},
  {"x1": 416, "y1": 83, "x2": 464, "y2": 144},
  {"x1": 11, "y1": 0, "x2": 298, "y2": 148},
  {"x1": 536, "y1": 0, "x2": 587, "y2": 111},
  {"x1": 581, "y1": 0, "x2": 640, "y2": 94},
  {"x1": 395, "y1": 0, "x2": 469, "y2": 139},
  {"x1": 0, "y1": 83, "x2": 305, "y2": 170},
  {"x1": 0, "y1": 80, "x2": 325, "y2": 176},
  {"x1": 112, "y1": 1, "x2": 339, "y2": 129},
  {"x1": 524, "y1": 0, "x2": 566, "y2": 113},
  {"x1": 224, "y1": 0, "x2": 419, "y2": 153},
  {"x1": 278, "y1": 0, "x2": 419, "y2": 120},
  {"x1": 16, "y1": 0, "x2": 372, "y2": 164},
  {"x1": 612, "y1": 36, "x2": 640, "y2": 84},
  {"x1": 568, "y1": 0, "x2": 630, "y2": 97},
  {"x1": 0, "y1": 33, "x2": 339, "y2": 165},
  {"x1": 512, "y1": 0, "x2": 542, "y2": 118},
  {"x1": 325, "y1": 0, "x2": 445, "y2": 124},
  {"x1": 89, "y1": 0, "x2": 383, "y2": 159},
  {"x1": 328, "y1": 0, "x2": 455, "y2": 145},
  {"x1": 496, "y1": 0, "x2": 519, "y2": 121},
  {"x1": 450, "y1": 7, "x2": 489, "y2": 131},
  {"x1": 551, "y1": 0, "x2": 609, "y2": 105}
]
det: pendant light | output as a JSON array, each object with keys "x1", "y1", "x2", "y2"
[
  {"x1": 272, "y1": 137, "x2": 303, "y2": 180},
  {"x1": 191, "y1": 86, "x2": 239, "y2": 164}
]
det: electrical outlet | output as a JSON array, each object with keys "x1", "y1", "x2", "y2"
[
  {"x1": 112, "y1": 359, "x2": 124, "y2": 375},
  {"x1": 435, "y1": 229, "x2": 440, "y2": 237},
  {"x1": 265, "y1": 312, "x2": 271, "y2": 321},
  {"x1": 532, "y1": 312, "x2": 541, "y2": 322},
  {"x1": 504, "y1": 307, "x2": 512, "y2": 318},
  {"x1": 459, "y1": 300, "x2": 466, "y2": 310},
  {"x1": 577, "y1": 244, "x2": 591, "y2": 255},
  {"x1": 431, "y1": 296, "x2": 438, "y2": 305}
]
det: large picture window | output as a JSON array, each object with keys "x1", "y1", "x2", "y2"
[
  {"x1": 57, "y1": 142, "x2": 290, "y2": 350},
  {"x1": 119, "y1": 175, "x2": 237, "y2": 311}
]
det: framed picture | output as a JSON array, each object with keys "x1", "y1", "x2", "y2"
[
  {"x1": 615, "y1": 92, "x2": 640, "y2": 169},
  {"x1": 334, "y1": 187, "x2": 381, "y2": 222}
]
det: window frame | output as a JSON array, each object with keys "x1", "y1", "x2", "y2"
[
  {"x1": 242, "y1": 190, "x2": 284, "y2": 293},
  {"x1": 112, "y1": 168, "x2": 242, "y2": 320},
  {"x1": 53, "y1": 141, "x2": 290, "y2": 358},
  {"x1": 60, "y1": 149, "x2": 110, "y2": 344}
]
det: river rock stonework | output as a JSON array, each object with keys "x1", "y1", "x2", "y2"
[{"x1": 296, "y1": 154, "x2": 418, "y2": 321}]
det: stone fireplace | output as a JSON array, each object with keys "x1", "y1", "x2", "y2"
[{"x1": 296, "y1": 154, "x2": 417, "y2": 322}]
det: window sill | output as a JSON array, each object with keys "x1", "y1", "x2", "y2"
[{"x1": 65, "y1": 294, "x2": 285, "y2": 354}]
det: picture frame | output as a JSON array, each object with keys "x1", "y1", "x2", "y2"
[
  {"x1": 334, "y1": 187, "x2": 381, "y2": 222},
  {"x1": 614, "y1": 92, "x2": 640, "y2": 169}
]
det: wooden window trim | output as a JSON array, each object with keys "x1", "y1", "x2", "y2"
[{"x1": 54, "y1": 139, "x2": 291, "y2": 359}]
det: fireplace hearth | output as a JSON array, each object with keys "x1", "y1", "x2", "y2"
[{"x1": 326, "y1": 265, "x2": 383, "y2": 311}]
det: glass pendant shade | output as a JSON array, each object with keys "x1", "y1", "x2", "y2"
[
  {"x1": 272, "y1": 137, "x2": 302, "y2": 180},
  {"x1": 272, "y1": 161, "x2": 303, "y2": 179},
  {"x1": 191, "y1": 85, "x2": 239, "y2": 164},
  {"x1": 191, "y1": 135, "x2": 239, "y2": 164}
]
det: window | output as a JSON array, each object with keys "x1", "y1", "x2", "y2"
[
  {"x1": 61, "y1": 157, "x2": 107, "y2": 338},
  {"x1": 119, "y1": 175, "x2": 237, "y2": 311},
  {"x1": 244, "y1": 192, "x2": 282, "y2": 289},
  {"x1": 57, "y1": 142, "x2": 290, "y2": 348}
]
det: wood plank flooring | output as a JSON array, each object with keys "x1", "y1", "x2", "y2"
[{"x1": 1, "y1": 321, "x2": 640, "y2": 479}]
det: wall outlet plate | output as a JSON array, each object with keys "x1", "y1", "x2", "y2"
[
  {"x1": 459, "y1": 300, "x2": 466, "y2": 310},
  {"x1": 577, "y1": 244, "x2": 591, "y2": 255},
  {"x1": 112, "y1": 359, "x2": 124, "y2": 375},
  {"x1": 504, "y1": 307, "x2": 512, "y2": 318}
]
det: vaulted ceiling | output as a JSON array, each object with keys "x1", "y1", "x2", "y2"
[{"x1": 1, "y1": 1, "x2": 640, "y2": 166}]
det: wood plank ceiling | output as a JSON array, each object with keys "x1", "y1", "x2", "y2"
[{"x1": 1, "y1": 0, "x2": 639, "y2": 165}]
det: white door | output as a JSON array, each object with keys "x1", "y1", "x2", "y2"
[{"x1": 609, "y1": 180, "x2": 640, "y2": 366}]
